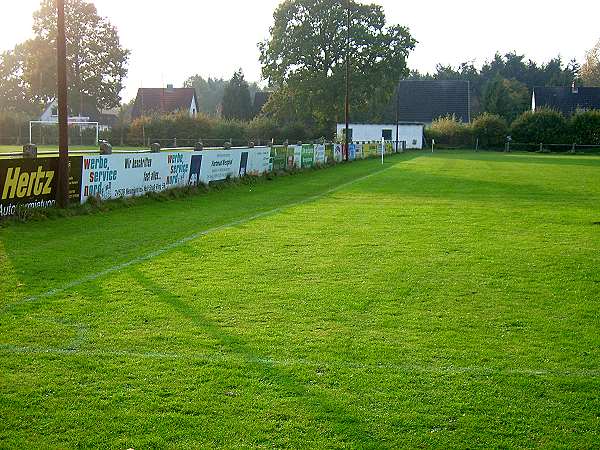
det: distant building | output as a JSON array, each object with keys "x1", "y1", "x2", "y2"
[
  {"x1": 336, "y1": 123, "x2": 424, "y2": 150},
  {"x1": 131, "y1": 85, "x2": 199, "y2": 119},
  {"x1": 532, "y1": 84, "x2": 600, "y2": 116},
  {"x1": 393, "y1": 80, "x2": 471, "y2": 124},
  {"x1": 39, "y1": 99, "x2": 117, "y2": 131}
]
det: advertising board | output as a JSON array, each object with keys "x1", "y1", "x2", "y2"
[
  {"x1": 0, "y1": 156, "x2": 82, "y2": 217},
  {"x1": 314, "y1": 144, "x2": 325, "y2": 165},
  {"x1": 80, "y1": 152, "x2": 192, "y2": 203}
]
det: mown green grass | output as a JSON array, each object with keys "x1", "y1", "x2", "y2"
[{"x1": 1, "y1": 151, "x2": 599, "y2": 448}]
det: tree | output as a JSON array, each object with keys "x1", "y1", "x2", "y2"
[
  {"x1": 259, "y1": 0, "x2": 415, "y2": 128},
  {"x1": 0, "y1": 0, "x2": 129, "y2": 114},
  {"x1": 184, "y1": 74, "x2": 260, "y2": 117},
  {"x1": 408, "y1": 52, "x2": 579, "y2": 120},
  {"x1": 581, "y1": 39, "x2": 600, "y2": 87},
  {"x1": 221, "y1": 69, "x2": 253, "y2": 120},
  {"x1": 481, "y1": 77, "x2": 530, "y2": 123},
  {"x1": 184, "y1": 75, "x2": 227, "y2": 116}
]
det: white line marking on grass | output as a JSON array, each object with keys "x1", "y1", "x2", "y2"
[
  {"x1": 7, "y1": 163, "x2": 397, "y2": 310},
  {"x1": 1, "y1": 344, "x2": 597, "y2": 378}
]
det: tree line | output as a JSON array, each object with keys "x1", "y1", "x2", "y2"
[{"x1": 406, "y1": 53, "x2": 580, "y2": 123}]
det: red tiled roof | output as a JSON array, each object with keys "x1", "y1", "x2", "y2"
[{"x1": 132, "y1": 88, "x2": 197, "y2": 118}]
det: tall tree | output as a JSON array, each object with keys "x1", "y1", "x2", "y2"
[
  {"x1": 581, "y1": 39, "x2": 600, "y2": 87},
  {"x1": 0, "y1": 0, "x2": 129, "y2": 114},
  {"x1": 221, "y1": 69, "x2": 253, "y2": 120},
  {"x1": 259, "y1": 0, "x2": 415, "y2": 128},
  {"x1": 184, "y1": 74, "x2": 260, "y2": 117},
  {"x1": 184, "y1": 75, "x2": 227, "y2": 116},
  {"x1": 408, "y1": 52, "x2": 580, "y2": 120},
  {"x1": 482, "y1": 77, "x2": 530, "y2": 123}
]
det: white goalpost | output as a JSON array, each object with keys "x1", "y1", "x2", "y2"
[{"x1": 29, "y1": 120, "x2": 100, "y2": 146}]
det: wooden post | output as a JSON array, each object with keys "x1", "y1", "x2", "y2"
[{"x1": 56, "y1": 0, "x2": 69, "y2": 208}]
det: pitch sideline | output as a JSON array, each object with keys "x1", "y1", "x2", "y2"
[{"x1": 4, "y1": 160, "x2": 400, "y2": 311}]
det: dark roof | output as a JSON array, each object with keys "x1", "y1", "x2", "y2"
[
  {"x1": 132, "y1": 88, "x2": 197, "y2": 118},
  {"x1": 98, "y1": 113, "x2": 118, "y2": 127},
  {"x1": 395, "y1": 80, "x2": 470, "y2": 123},
  {"x1": 533, "y1": 87, "x2": 600, "y2": 115}
]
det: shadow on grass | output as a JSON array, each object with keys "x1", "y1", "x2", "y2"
[
  {"x1": 0, "y1": 154, "x2": 420, "y2": 304},
  {"x1": 347, "y1": 169, "x2": 588, "y2": 202},
  {"x1": 128, "y1": 268, "x2": 380, "y2": 446}
]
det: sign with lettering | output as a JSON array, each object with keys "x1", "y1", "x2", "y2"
[
  {"x1": 79, "y1": 152, "x2": 192, "y2": 202},
  {"x1": 314, "y1": 144, "x2": 325, "y2": 165},
  {"x1": 247, "y1": 147, "x2": 272, "y2": 175},
  {"x1": 301, "y1": 144, "x2": 314, "y2": 168},
  {"x1": 334, "y1": 144, "x2": 343, "y2": 162},
  {"x1": 0, "y1": 156, "x2": 82, "y2": 218}
]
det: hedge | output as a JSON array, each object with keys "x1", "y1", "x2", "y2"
[
  {"x1": 106, "y1": 113, "x2": 333, "y2": 147},
  {"x1": 425, "y1": 115, "x2": 473, "y2": 147},
  {"x1": 510, "y1": 109, "x2": 570, "y2": 144},
  {"x1": 570, "y1": 110, "x2": 600, "y2": 145},
  {"x1": 471, "y1": 113, "x2": 508, "y2": 148}
]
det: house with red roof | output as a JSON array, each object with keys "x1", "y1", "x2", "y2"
[{"x1": 131, "y1": 85, "x2": 199, "y2": 119}]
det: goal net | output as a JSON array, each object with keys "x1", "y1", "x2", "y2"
[{"x1": 29, "y1": 121, "x2": 100, "y2": 147}]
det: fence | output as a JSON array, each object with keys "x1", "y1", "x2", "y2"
[
  {"x1": 0, "y1": 140, "x2": 401, "y2": 219},
  {"x1": 429, "y1": 138, "x2": 600, "y2": 154}
]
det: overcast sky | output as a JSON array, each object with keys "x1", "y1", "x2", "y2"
[{"x1": 1, "y1": 0, "x2": 599, "y2": 102}]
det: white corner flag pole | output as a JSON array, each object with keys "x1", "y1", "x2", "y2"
[{"x1": 381, "y1": 137, "x2": 385, "y2": 165}]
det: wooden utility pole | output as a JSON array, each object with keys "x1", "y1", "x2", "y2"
[
  {"x1": 56, "y1": 0, "x2": 69, "y2": 208},
  {"x1": 344, "y1": 0, "x2": 350, "y2": 161}
]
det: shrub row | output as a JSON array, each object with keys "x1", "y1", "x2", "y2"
[
  {"x1": 3, "y1": 108, "x2": 599, "y2": 150},
  {"x1": 425, "y1": 109, "x2": 600, "y2": 149},
  {"x1": 106, "y1": 113, "x2": 333, "y2": 147}
]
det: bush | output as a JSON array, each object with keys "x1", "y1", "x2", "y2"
[
  {"x1": 570, "y1": 110, "x2": 600, "y2": 145},
  {"x1": 426, "y1": 115, "x2": 472, "y2": 147},
  {"x1": 510, "y1": 109, "x2": 569, "y2": 144},
  {"x1": 471, "y1": 113, "x2": 508, "y2": 148},
  {"x1": 246, "y1": 116, "x2": 279, "y2": 143}
]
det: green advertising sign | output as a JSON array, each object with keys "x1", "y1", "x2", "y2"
[
  {"x1": 324, "y1": 144, "x2": 334, "y2": 163},
  {"x1": 301, "y1": 144, "x2": 314, "y2": 168},
  {"x1": 271, "y1": 145, "x2": 288, "y2": 171}
]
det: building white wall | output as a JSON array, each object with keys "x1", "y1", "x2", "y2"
[
  {"x1": 336, "y1": 123, "x2": 424, "y2": 149},
  {"x1": 189, "y1": 97, "x2": 198, "y2": 117}
]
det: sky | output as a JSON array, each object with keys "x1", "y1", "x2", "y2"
[{"x1": 1, "y1": 0, "x2": 599, "y2": 102}]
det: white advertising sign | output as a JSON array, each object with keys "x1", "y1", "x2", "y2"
[
  {"x1": 314, "y1": 144, "x2": 325, "y2": 165},
  {"x1": 80, "y1": 152, "x2": 192, "y2": 203},
  {"x1": 293, "y1": 145, "x2": 302, "y2": 168},
  {"x1": 334, "y1": 144, "x2": 343, "y2": 162},
  {"x1": 247, "y1": 146, "x2": 272, "y2": 175},
  {"x1": 198, "y1": 149, "x2": 242, "y2": 184}
]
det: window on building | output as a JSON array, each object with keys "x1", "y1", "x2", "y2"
[{"x1": 382, "y1": 129, "x2": 392, "y2": 141}]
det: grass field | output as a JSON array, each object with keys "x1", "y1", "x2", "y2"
[{"x1": 1, "y1": 151, "x2": 599, "y2": 448}]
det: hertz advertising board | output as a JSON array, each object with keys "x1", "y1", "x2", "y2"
[{"x1": 0, "y1": 157, "x2": 82, "y2": 218}]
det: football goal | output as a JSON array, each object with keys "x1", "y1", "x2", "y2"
[{"x1": 29, "y1": 120, "x2": 100, "y2": 147}]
